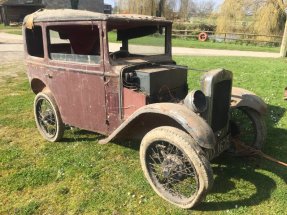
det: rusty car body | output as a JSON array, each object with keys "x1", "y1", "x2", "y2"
[{"x1": 23, "y1": 9, "x2": 267, "y2": 209}]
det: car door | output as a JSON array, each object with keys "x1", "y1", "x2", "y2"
[{"x1": 44, "y1": 22, "x2": 108, "y2": 135}]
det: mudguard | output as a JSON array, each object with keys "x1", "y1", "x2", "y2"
[
  {"x1": 99, "y1": 103, "x2": 216, "y2": 149},
  {"x1": 231, "y1": 87, "x2": 267, "y2": 115}
]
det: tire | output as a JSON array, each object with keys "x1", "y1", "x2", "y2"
[
  {"x1": 34, "y1": 91, "x2": 64, "y2": 142},
  {"x1": 230, "y1": 107, "x2": 266, "y2": 150},
  {"x1": 140, "y1": 126, "x2": 213, "y2": 209}
]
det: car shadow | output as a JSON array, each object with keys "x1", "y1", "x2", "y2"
[
  {"x1": 59, "y1": 104, "x2": 286, "y2": 211},
  {"x1": 196, "y1": 104, "x2": 287, "y2": 211},
  {"x1": 115, "y1": 139, "x2": 141, "y2": 151},
  {"x1": 61, "y1": 128, "x2": 104, "y2": 143},
  {"x1": 194, "y1": 154, "x2": 276, "y2": 211}
]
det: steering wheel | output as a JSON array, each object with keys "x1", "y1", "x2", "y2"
[{"x1": 110, "y1": 50, "x2": 129, "y2": 60}]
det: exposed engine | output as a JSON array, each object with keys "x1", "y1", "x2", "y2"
[{"x1": 123, "y1": 65, "x2": 188, "y2": 103}]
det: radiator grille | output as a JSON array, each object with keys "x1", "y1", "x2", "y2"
[{"x1": 211, "y1": 80, "x2": 232, "y2": 132}]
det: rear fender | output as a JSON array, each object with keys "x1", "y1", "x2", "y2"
[
  {"x1": 231, "y1": 87, "x2": 267, "y2": 115},
  {"x1": 99, "y1": 103, "x2": 216, "y2": 149}
]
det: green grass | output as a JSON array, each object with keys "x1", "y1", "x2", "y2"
[
  {"x1": 0, "y1": 24, "x2": 22, "y2": 35},
  {"x1": 0, "y1": 57, "x2": 287, "y2": 214},
  {"x1": 172, "y1": 38, "x2": 280, "y2": 53},
  {"x1": 108, "y1": 31, "x2": 165, "y2": 47},
  {"x1": 108, "y1": 31, "x2": 280, "y2": 53}
]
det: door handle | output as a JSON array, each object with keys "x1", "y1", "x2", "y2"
[{"x1": 45, "y1": 74, "x2": 53, "y2": 79}]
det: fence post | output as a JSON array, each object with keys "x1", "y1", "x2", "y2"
[{"x1": 280, "y1": 12, "x2": 287, "y2": 57}]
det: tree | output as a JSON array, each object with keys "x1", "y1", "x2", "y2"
[
  {"x1": 157, "y1": 0, "x2": 166, "y2": 16},
  {"x1": 248, "y1": 0, "x2": 287, "y2": 57},
  {"x1": 179, "y1": 0, "x2": 190, "y2": 20},
  {"x1": 252, "y1": 0, "x2": 286, "y2": 37},
  {"x1": 116, "y1": 0, "x2": 215, "y2": 20},
  {"x1": 216, "y1": 0, "x2": 246, "y2": 33},
  {"x1": 192, "y1": 0, "x2": 216, "y2": 17},
  {"x1": 217, "y1": 0, "x2": 287, "y2": 57}
]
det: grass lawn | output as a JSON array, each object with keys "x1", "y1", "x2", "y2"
[
  {"x1": 172, "y1": 39, "x2": 280, "y2": 53},
  {"x1": 0, "y1": 57, "x2": 287, "y2": 214},
  {"x1": 0, "y1": 24, "x2": 22, "y2": 35}
]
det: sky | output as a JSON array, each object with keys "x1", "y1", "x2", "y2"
[
  {"x1": 104, "y1": 0, "x2": 115, "y2": 6},
  {"x1": 104, "y1": 0, "x2": 225, "y2": 7}
]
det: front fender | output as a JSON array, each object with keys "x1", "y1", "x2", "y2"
[
  {"x1": 99, "y1": 103, "x2": 216, "y2": 149},
  {"x1": 231, "y1": 87, "x2": 267, "y2": 115}
]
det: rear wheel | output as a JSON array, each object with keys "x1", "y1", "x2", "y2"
[
  {"x1": 34, "y1": 91, "x2": 64, "y2": 142},
  {"x1": 140, "y1": 126, "x2": 213, "y2": 209}
]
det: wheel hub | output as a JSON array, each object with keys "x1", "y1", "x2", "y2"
[{"x1": 162, "y1": 154, "x2": 184, "y2": 179}]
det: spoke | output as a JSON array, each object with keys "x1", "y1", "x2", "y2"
[
  {"x1": 163, "y1": 177, "x2": 191, "y2": 198},
  {"x1": 36, "y1": 98, "x2": 57, "y2": 137},
  {"x1": 47, "y1": 115, "x2": 56, "y2": 125},
  {"x1": 151, "y1": 148, "x2": 162, "y2": 162},
  {"x1": 146, "y1": 141, "x2": 199, "y2": 199},
  {"x1": 152, "y1": 170, "x2": 165, "y2": 180},
  {"x1": 38, "y1": 111, "x2": 45, "y2": 120},
  {"x1": 148, "y1": 154, "x2": 159, "y2": 167},
  {"x1": 175, "y1": 146, "x2": 180, "y2": 156},
  {"x1": 166, "y1": 143, "x2": 175, "y2": 155},
  {"x1": 169, "y1": 169, "x2": 195, "y2": 178},
  {"x1": 169, "y1": 165, "x2": 195, "y2": 178},
  {"x1": 156, "y1": 147, "x2": 165, "y2": 161}
]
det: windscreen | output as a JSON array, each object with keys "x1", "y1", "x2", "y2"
[{"x1": 108, "y1": 22, "x2": 167, "y2": 60}]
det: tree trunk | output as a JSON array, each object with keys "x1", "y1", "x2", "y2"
[
  {"x1": 280, "y1": 18, "x2": 287, "y2": 57},
  {"x1": 158, "y1": 0, "x2": 165, "y2": 17},
  {"x1": 70, "y1": 0, "x2": 79, "y2": 9}
]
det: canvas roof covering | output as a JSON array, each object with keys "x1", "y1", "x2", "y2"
[{"x1": 23, "y1": 9, "x2": 169, "y2": 23}]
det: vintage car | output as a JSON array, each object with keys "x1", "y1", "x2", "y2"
[{"x1": 23, "y1": 9, "x2": 267, "y2": 209}]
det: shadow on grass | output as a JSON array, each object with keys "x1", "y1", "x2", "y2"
[
  {"x1": 196, "y1": 104, "x2": 287, "y2": 211},
  {"x1": 264, "y1": 104, "x2": 287, "y2": 165},
  {"x1": 114, "y1": 140, "x2": 141, "y2": 151},
  {"x1": 61, "y1": 128, "x2": 104, "y2": 143},
  {"x1": 57, "y1": 104, "x2": 286, "y2": 211},
  {"x1": 195, "y1": 154, "x2": 277, "y2": 211}
]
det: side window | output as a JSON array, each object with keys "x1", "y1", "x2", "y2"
[
  {"x1": 25, "y1": 26, "x2": 44, "y2": 58},
  {"x1": 47, "y1": 25, "x2": 101, "y2": 65}
]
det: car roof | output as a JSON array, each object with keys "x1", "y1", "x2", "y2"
[{"x1": 23, "y1": 9, "x2": 171, "y2": 24}]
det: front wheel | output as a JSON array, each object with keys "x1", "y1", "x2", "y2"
[
  {"x1": 230, "y1": 107, "x2": 266, "y2": 150},
  {"x1": 140, "y1": 126, "x2": 213, "y2": 209},
  {"x1": 34, "y1": 91, "x2": 64, "y2": 142}
]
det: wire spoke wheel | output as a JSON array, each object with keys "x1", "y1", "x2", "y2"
[
  {"x1": 147, "y1": 141, "x2": 199, "y2": 199},
  {"x1": 140, "y1": 126, "x2": 213, "y2": 209},
  {"x1": 36, "y1": 98, "x2": 57, "y2": 138},
  {"x1": 230, "y1": 107, "x2": 266, "y2": 150},
  {"x1": 34, "y1": 92, "x2": 64, "y2": 142}
]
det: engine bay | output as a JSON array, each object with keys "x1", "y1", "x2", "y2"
[{"x1": 123, "y1": 65, "x2": 188, "y2": 103}]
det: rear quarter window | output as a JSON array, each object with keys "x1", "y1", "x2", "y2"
[
  {"x1": 25, "y1": 26, "x2": 44, "y2": 58},
  {"x1": 47, "y1": 25, "x2": 101, "y2": 65}
]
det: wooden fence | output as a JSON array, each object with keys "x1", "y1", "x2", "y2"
[{"x1": 172, "y1": 29, "x2": 283, "y2": 46}]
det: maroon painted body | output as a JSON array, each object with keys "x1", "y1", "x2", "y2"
[
  {"x1": 23, "y1": 9, "x2": 179, "y2": 136},
  {"x1": 23, "y1": 9, "x2": 268, "y2": 161}
]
